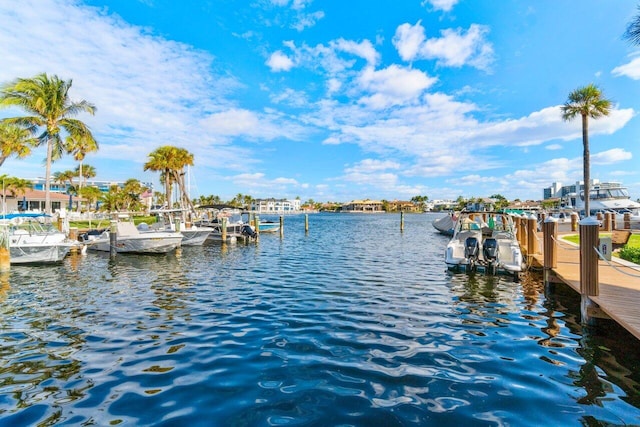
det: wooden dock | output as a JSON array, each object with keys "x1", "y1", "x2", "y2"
[{"x1": 531, "y1": 229, "x2": 640, "y2": 340}]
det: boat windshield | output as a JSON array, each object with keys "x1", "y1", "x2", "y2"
[{"x1": 580, "y1": 188, "x2": 629, "y2": 200}]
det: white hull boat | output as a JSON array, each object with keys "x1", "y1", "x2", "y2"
[
  {"x1": 86, "y1": 221, "x2": 182, "y2": 254},
  {"x1": 444, "y1": 212, "x2": 524, "y2": 276},
  {"x1": 147, "y1": 209, "x2": 212, "y2": 246},
  {"x1": 432, "y1": 213, "x2": 456, "y2": 236},
  {"x1": 1, "y1": 213, "x2": 78, "y2": 264}
]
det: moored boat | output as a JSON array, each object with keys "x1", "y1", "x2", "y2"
[
  {"x1": 84, "y1": 220, "x2": 182, "y2": 254},
  {"x1": 444, "y1": 211, "x2": 524, "y2": 277},
  {"x1": 0, "y1": 213, "x2": 79, "y2": 264}
]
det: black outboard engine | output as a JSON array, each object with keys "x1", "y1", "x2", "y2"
[
  {"x1": 464, "y1": 237, "x2": 479, "y2": 264},
  {"x1": 483, "y1": 238, "x2": 499, "y2": 263},
  {"x1": 241, "y1": 224, "x2": 257, "y2": 238}
]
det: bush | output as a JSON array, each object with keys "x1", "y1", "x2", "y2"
[{"x1": 619, "y1": 246, "x2": 640, "y2": 264}]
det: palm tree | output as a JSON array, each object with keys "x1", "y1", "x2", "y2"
[
  {"x1": 0, "y1": 73, "x2": 96, "y2": 214},
  {"x1": 66, "y1": 134, "x2": 98, "y2": 193},
  {"x1": 75, "y1": 163, "x2": 96, "y2": 190},
  {"x1": 78, "y1": 185, "x2": 102, "y2": 211},
  {"x1": 53, "y1": 170, "x2": 77, "y2": 195},
  {"x1": 144, "y1": 146, "x2": 175, "y2": 208},
  {"x1": 624, "y1": 5, "x2": 640, "y2": 45},
  {"x1": 144, "y1": 146, "x2": 195, "y2": 211},
  {"x1": 561, "y1": 84, "x2": 612, "y2": 217},
  {"x1": 0, "y1": 122, "x2": 38, "y2": 167}
]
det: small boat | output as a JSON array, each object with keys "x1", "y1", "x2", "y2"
[
  {"x1": 432, "y1": 212, "x2": 456, "y2": 236},
  {"x1": 148, "y1": 208, "x2": 211, "y2": 246},
  {"x1": 84, "y1": 220, "x2": 182, "y2": 254},
  {"x1": 194, "y1": 205, "x2": 256, "y2": 242},
  {"x1": 444, "y1": 211, "x2": 524, "y2": 276},
  {"x1": 0, "y1": 213, "x2": 79, "y2": 264}
]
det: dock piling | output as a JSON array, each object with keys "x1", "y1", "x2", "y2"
[
  {"x1": 305, "y1": 214, "x2": 309, "y2": 233},
  {"x1": 579, "y1": 217, "x2": 600, "y2": 324},
  {"x1": 109, "y1": 220, "x2": 118, "y2": 258},
  {"x1": 280, "y1": 216, "x2": 284, "y2": 238},
  {"x1": 400, "y1": 211, "x2": 404, "y2": 232}
]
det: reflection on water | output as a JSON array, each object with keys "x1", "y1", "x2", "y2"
[{"x1": 0, "y1": 213, "x2": 639, "y2": 425}]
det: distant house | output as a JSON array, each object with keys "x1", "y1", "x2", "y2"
[
  {"x1": 386, "y1": 200, "x2": 421, "y2": 212},
  {"x1": 250, "y1": 198, "x2": 301, "y2": 213},
  {"x1": 466, "y1": 198, "x2": 496, "y2": 212},
  {"x1": 341, "y1": 199, "x2": 384, "y2": 212},
  {"x1": 0, "y1": 189, "x2": 83, "y2": 213}
]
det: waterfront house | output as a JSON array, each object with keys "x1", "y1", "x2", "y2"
[
  {"x1": 0, "y1": 189, "x2": 83, "y2": 213},
  {"x1": 341, "y1": 199, "x2": 384, "y2": 212}
]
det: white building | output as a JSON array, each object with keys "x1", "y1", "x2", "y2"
[{"x1": 250, "y1": 198, "x2": 301, "y2": 213}]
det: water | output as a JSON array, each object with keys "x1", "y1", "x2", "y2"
[{"x1": 1, "y1": 213, "x2": 639, "y2": 426}]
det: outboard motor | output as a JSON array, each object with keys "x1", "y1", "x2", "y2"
[
  {"x1": 241, "y1": 224, "x2": 257, "y2": 238},
  {"x1": 483, "y1": 238, "x2": 499, "y2": 263},
  {"x1": 464, "y1": 237, "x2": 479, "y2": 263}
]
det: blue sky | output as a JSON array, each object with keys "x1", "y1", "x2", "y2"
[{"x1": 1, "y1": 0, "x2": 640, "y2": 203}]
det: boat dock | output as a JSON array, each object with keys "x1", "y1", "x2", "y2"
[{"x1": 525, "y1": 217, "x2": 640, "y2": 340}]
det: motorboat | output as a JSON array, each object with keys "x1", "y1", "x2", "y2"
[
  {"x1": 432, "y1": 212, "x2": 456, "y2": 236},
  {"x1": 194, "y1": 205, "x2": 256, "y2": 242},
  {"x1": 148, "y1": 208, "x2": 211, "y2": 246},
  {"x1": 84, "y1": 220, "x2": 182, "y2": 254},
  {"x1": 0, "y1": 213, "x2": 79, "y2": 264},
  {"x1": 444, "y1": 212, "x2": 524, "y2": 276}
]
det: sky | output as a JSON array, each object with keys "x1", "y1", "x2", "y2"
[{"x1": 1, "y1": 0, "x2": 640, "y2": 203}]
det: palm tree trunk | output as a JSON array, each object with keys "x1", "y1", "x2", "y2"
[
  {"x1": 165, "y1": 170, "x2": 172, "y2": 208},
  {"x1": 582, "y1": 114, "x2": 590, "y2": 217},
  {"x1": 45, "y1": 139, "x2": 53, "y2": 214}
]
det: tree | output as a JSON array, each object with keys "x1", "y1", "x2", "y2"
[
  {"x1": 0, "y1": 122, "x2": 38, "y2": 167},
  {"x1": 561, "y1": 84, "x2": 612, "y2": 217},
  {"x1": 67, "y1": 133, "x2": 98, "y2": 193},
  {"x1": 75, "y1": 163, "x2": 96, "y2": 190},
  {"x1": 0, "y1": 73, "x2": 96, "y2": 214},
  {"x1": 78, "y1": 185, "x2": 102, "y2": 211},
  {"x1": 624, "y1": 5, "x2": 640, "y2": 45},
  {"x1": 53, "y1": 170, "x2": 77, "y2": 195},
  {"x1": 144, "y1": 146, "x2": 194, "y2": 211}
]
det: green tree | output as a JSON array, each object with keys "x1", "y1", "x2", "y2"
[
  {"x1": 0, "y1": 122, "x2": 38, "y2": 167},
  {"x1": 561, "y1": 84, "x2": 612, "y2": 217},
  {"x1": 78, "y1": 185, "x2": 102, "y2": 211},
  {"x1": 144, "y1": 146, "x2": 194, "y2": 211},
  {"x1": 0, "y1": 174, "x2": 33, "y2": 197},
  {"x1": 0, "y1": 73, "x2": 97, "y2": 214},
  {"x1": 53, "y1": 169, "x2": 77, "y2": 195},
  {"x1": 67, "y1": 133, "x2": 98, "y2": 193},
  {"x1": 624, "y1": 5, "x2": 640, "y2": 45}
]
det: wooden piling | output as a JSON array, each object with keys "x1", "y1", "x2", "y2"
[
  {"x1": 221, "y1": 217, "x2": 228, "y2": 242},
  {"x1": 579, "y1": 217, "x2": 600, "y2": 324},
  {"x1": 400, "y1": 211, "x2": 404, "y2": 232},
  {"x1": 255, "y1": 215, "x2": 260, "y2": 236},
  {"x1": 542, "y1": 217, "x2": 558, "y2": 269},
  {"x1": 68, "y1": 227, "x2": 79, "y2": 254},
  {"x1": 279, "y1": 216, "x2": 284, "y2": 238},
  {"x1": 571, "y1": 212, "x2": 579, "y2": 232},
  {"x1": 624, "y1": 212, "x2": 631, "y2": 230},
  {"x1": 305, "y1": 214, "x2": 309, "y2": 233},
  {"x1": 526, "y1": 214, "x2": 539, "y2": 257},
  {"x1": 603, "y1": 212, "x2": 612, "y2": 232},
  {"x1": 0, "y1": 225, "x2": 9, "y2": 272},
  {"x1": 109, "y1": 220, "x2": 118, "y2": 258}
]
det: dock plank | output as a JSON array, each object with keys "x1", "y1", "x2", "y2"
[{"x1": 532, "y1": 231, "x2": 640, "y2": 341}]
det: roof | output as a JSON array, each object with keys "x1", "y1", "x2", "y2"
[{"x1": 0, "y1": 189, "x2": 83, "y2": 201}]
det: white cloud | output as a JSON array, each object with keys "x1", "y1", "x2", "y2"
[
  {"x1": 331, "y1": 39, "x2": 379, "y2": 66},
  {"x1": 546, "y1": 144, "x2": 563, "y2": 150},
  {"x1": 612, "y1": 56, "x2": 640, "y2": 80},
  {"x1": 393, "y1": 21, "x2": 494, "y2": 71},
  {"x1": 421, "y1": 0, "x2": 459, "y2": 12},
  {"x1": 266, "y1": 50, "x2": 295, "y2": 71},
  {"x1": 357, "y1": 65, "x2": 437, "y2": 109},
  {"x1": 591, "y1": 148, "x2": 632, "y2": 165}
]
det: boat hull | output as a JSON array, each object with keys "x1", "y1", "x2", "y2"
[
  {"x1": 179, "y1": 229, "x2": 212, "y2": 246},
  {"x1": 88, "y1": 233, "x2": 182, "y2": 253},
  {"x1": 9, "y1": 242, "x2": 74, "y2": 264}
]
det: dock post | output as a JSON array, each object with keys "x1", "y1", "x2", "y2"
[
  {"x1": 542, "y1": 217, "x2": 558, "y2": 284},
  {"x1": 400, "y1": 211, "x2": 404, "y2": 232},
  {"x1": 526, "y1": 214, "x2": 539, "y2": 260},
  {"x1": 255, "y1": 215, "x2": 260, "y2": 236},
  {"x1": 305, "y1": 214, "x2": 309, "y2": 233},
  {"x1": 109, "y1": 220, "x2": 118, "y2": 258},
  {"x1": 68, "y1": 227, "x2": 79, "y2": 254},
  {"x1": 221, "y1": 217, "x2": 227, "y2": 242},
  {"x1": 0, "y1": 225, "x2": 10, "y2": 272},
  {"x1": 280, "y1": 216, "x2": 284, "y2": 238},
  {"x1": 624, "y1": 213, "x2": 631, "y2": 230},
  {"x1": 571, "y1": 212, "x2": 579, "y2": 232},
  {"x1": 603, "y1": 212, "x2": 612, "y2": 232},
  {"x1": 579, "y1": 217, "x2": 600, "y2": 325}
]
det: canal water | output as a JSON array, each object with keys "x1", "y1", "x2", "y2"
[{"x1": 1, "y1": 213, "x2": 639, "y2": 426}]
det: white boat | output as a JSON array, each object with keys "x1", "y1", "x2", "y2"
[
  {"x1": 85, "y1": 220, "x2": 182, "y2": 254},
  {"x1": 556, "y1": 181, "x2": 640, "y2": 216},
  {"x1": 444, "y1": 212, "x2": 524, "y2": 276},
  {"x1": 0, "y1": 213, "x2": 78, "y2": 264},
  {"x1": 432, "y1": 212, "x2": 456, "y2": 236},
  {"x1": 194, "y1": 205, "x2": 256, "y2": 242},
  {"x1": 148, "y1": 209, "x2": 212, "y2": 246}
]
